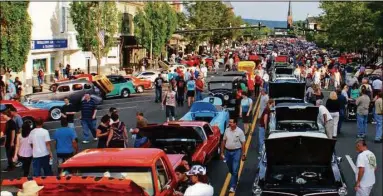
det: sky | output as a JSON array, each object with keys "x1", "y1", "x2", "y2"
[{"x1": 232, "y1": 2, "x2": 323, "y2": 21}]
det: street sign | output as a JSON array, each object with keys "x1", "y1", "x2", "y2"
[{"x1": 84, "y1": 51, "x2": 92, "y2": 59}]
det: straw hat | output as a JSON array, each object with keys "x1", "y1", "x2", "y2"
[{"x1": 17, "y1": 181, "x2": 44, "y2": 196}]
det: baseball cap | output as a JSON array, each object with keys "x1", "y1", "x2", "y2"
[{"x1": 185, "y1": 165, "x2": 206, "y2": 176}]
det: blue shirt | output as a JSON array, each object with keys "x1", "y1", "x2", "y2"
[
  {"x1": 53, "y1": 127, "x2": 77, "y2": 154},
  {"x1": 187, "y1": 80, "x2": 196, "y2": 91},
  {"x1": 13, "y1": 114, "x2": 23, "y2": 132},
  {"x1": 81, "y1": 99, "x2": 96, "y2": 119},
  {"x1": 241, "y1": 97, "x2": 253, "y2": 113}
]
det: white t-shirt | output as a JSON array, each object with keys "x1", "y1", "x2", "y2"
[
  {"x1": 317, "y1": 105, "x2": 333, "y2": 125},
  {"x1": 184, "y1": 182, "x2": 214, "y2": 196},
  {"x1": 314, "y1": 71, "x2": 321, "y2": 84},
  {"x1": 334, "y1": 72, "x2": 341, "y2": 82},
  {"x1": 372, "y1": 79, "x2": 382, "y2": 90},
  {"x1": 165, "y1": 91, "x2": 176, "y2": 107},
  {"x1": 263, "y1": 73, "x2": 269, "y2": 82},
  {"x1": 28, "y1": 128, "x2": 51, "y2": 158},
  {"x1": 356, "y1": 150, "x2": 376, "y2": 187}
]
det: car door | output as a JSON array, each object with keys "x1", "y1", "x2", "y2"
[
  {"x1": 202, "y1": 124, "x2": 219, "y2": 159},
  {"x1": 154, "y1": 158, "x2": 174, "y2": 196}
]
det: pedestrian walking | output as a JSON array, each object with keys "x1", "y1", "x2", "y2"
[
  {"x1": 176, "y1": 77, "x2": 186, "y2": 106},
  {"x1": 106, "y1": 113, "x2": 128, "y2": 148},
  {"x1": 154, "y1": 74, "x2": 164, "y2": 103},
  {"x1": 333, "y1": 68, "x2": 342, "y2": 89},
  {"x1": 316, "y1": 100, "x2": 334, "y2": 139},
  {"x1": 163, "y1": 86, "x2": 177, "y2": 122},
  {"x1": 220, "y1": 119, "x2": 246, "y2": 192},
  {"x1": 262, "y1": 72, "x2": 270, "y2": 93},
  {"x1": 5, "y1": 79, "x2": 16, "y2": 100},
  {"x1": 247, "y1": 74, "x2": 255, "y2": 98},
  {"x1": 13, "y1": 122, "x2": 33, "y2": 177},
  {"x1": 28, "y1": 118, "x2": 53, "y2": 176},
  {"x1": 195, "y1": 75, "x2": 204, "y2": 101},
  {"x1": 326, "y1": 91, "x2": 341, "y2": 138},
  {"x1": 336, "y1": 88, "x2": 347, "y2": 135},
  {"x1": 239, "y1": 93, "x2": 253, "y2": 135},
  {"x1": 184, "y1": 165, "x2": 214, "y2": 196},
  {"x1": 130, "y1": 112, "x2": 149, "y2": 148},
  {"x1": 37, "y1": 68, "x2": 44, "y2": 86},
  {"x1": 61, "y1": 97, "x2": 76, "y2": 128},
  {"x1": 356, "y1": 88, "x2": 371, "y2": 138},
  {"x1": 258, "y1": 99, "x2": 274, "y2": 153},
  {"x1": 96, "y1": 115, "x2": 111, "y2": 148},
  {"x1": 186, "y1": 77, "x2": 196, "y2": 107},
  {"x1": 354, "y1": 139, "x2": 377, "y2": 196},
  {"x1": 52, "y1": 118, "x2": 78, "y2": 165},
  {"x1": 14, "y1": 77, "x2": 22, "y2": 98},
  {"x1": 258, "y1": 88, "x2": 269, "y2": 120},
  {"x1": 254, "y1": 72, "x2": 263, "y2": 97},
  {"x1": 373, "y1": 92, "x2": 382, "y2": 143},
  {"x1": 372, "y1": 77, "x2": 382, "y2": 98},
  {"x1": 2, "y1": 110, "x2": 17, "y2": 172},
  {"x1": 80, "y1": 94, "x2": 97, "y2": 144}
]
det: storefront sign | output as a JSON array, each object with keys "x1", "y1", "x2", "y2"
[{"x1": 31, "y1": 39, "x2": 68, "y2": 50}]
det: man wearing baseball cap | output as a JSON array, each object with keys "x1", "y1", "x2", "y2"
[{"x1": 184, "y1": 165, "x2": 213, "y2": 196}]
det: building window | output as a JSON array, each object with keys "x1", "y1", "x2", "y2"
[
  {"x1": 121, "y1": 13, "x2": 133, "y2": 35},
  {"x1": 61, "y1": 7, "x2": 67, "y2": 33},
  {"x1": 33, "y1": 59, "x2": 47, "y2": 75}
]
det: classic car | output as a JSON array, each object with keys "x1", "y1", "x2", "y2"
[
  {"x1": 180, "y1": 97, "x2": 230, "y2": 135},
  {"x1": 56, "y1": 74, "x2": 94, "y2": 83},
  {"x1": 208, "y1": 76, "x2": 247, "y2": 115},
  {"x1": 274, "y1": 76, "x2": 299, "y2": 83},
  {"x1": 1, "y1": 176, "x2": 148, "y2": 196},
  {"x1": 105, "y1": 75, "x2": 136, "y2": 98},
  {"x1": 272, "y1": 67, "x2": 295, "y2": 81},
  {"x1": 59, "y1": 148, "x2": 183, "y2": 196},
  {"x1": 124, "y1": 76, "x2": 152, "y2": 93},
  {"x1": 139, "y1": 121, "x2": 220, "y2": 165},
  {"x1": 134, "y1": 70, "x2": 168, "y2": 83},
  {"x1": 181, "y1": 55, "x2": 200, "y2": 67},
  {"x1": 24, "y1": 79, "x2": 103, "y2": 107},
  {"x1": 252, "y1": 132, "x2": 347, "y2": 196},
  {"x1": 269, "y1": 81, "x2": 306, "y2": 104},
  {"x1": 22, "y1": 100, "x2": 65, "y2": 120},
  {"x1": 222, "y1": 71, "x2": 247, "y2": 78},
  {"x1": 0, "y1": 100, "x2": 50, "y2": 133},
  {"x1": 275, "y1": 55, "x2": 288, "y2": 63}
]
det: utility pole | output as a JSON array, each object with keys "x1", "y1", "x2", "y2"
[{"x1": 150, "y1": 34, "x2": 153, "y2": 68}]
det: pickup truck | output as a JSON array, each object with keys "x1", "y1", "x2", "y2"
[{"x1": 16, "y1": 148, "x2": 182, "y2": 196}]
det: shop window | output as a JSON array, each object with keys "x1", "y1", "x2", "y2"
[
  {"x1": 33, "y1": 59, "x2": 47, "y2": 75},
  {"x1": 72, "y1": 84, "x2": 83, "y2": 91},
  {"x1": 58, "y1": 86, "x2": 70, "y2": 92}
]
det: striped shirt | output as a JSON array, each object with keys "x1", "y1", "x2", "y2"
[{"x1": 81, "y1": 99, "x2": 96, "y2": 119}]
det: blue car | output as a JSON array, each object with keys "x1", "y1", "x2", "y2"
[
  {"x1": 180, "y1": 97, "x2": 230, "y2": 135},
  {"x1": 23, "y1": 100, "x2": 65, "y2": 121}
]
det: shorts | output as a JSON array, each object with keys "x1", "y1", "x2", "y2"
[
  {"x1": 242, "y1": 112, "x2": 252, "y2": 123},
  {"x1": 187, "y1": 90, "x2": 195, "y2": 97},
  {"x1": 166, "y1": 105, "x2": 175, "y2": 117}
]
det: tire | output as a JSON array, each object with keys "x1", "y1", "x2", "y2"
[
  {"x1": 22, "y1": 117, "x2": 35, "y2": 129},
  {"x1": 136, "y1": 86, "x2": 144, "y2": 93},
  {"x1": 121, "y1": 89, "x2": 130, "y2": 98},
  {"x1": 49, "y1": 107, "x2": 62, "y2": 120}
]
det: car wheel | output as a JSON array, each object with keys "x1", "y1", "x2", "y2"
[
  {"x1": 136, "y1": 86, "x2": 144, "y2": 93},
  {"x1": 22, "y1": 117, "x2": 35, "y2": 129},
  {"x1": 121, "y1": 89, "x2": 130, "y2": 98},
  {"x1": 50, "y1": 107, "x2": 62, "y2": 120}
]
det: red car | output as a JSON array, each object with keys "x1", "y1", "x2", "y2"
[
  {"x1": 181, "y1": 55, "x2": 200, "y2": 67},
  {"x1": 0, "y1": 100, "x2": 50, "y2": 134},
  {"x1": 139, "y1": 121, "x2": 221, "y2": 164},
  {"x1": 124, "y1": 76, "x2": 152, "y2": 93}
]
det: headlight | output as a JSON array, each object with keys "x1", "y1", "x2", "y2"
[
  {"x1": 338, "y1": 187, "x2": 347, "y2": 196},
  {"x1": 253, "y1": 185, "x2": 262, "y2": 196},
  {"x1": 224, "y1": 95, "x2": 229, "y2": 100}
]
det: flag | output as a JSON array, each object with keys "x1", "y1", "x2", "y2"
[{"x1": 98, "y1": 30, "x2": 105, "y2": 47}]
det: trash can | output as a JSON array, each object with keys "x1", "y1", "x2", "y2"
[{"x1": 32, "y1": 86, "x2": 42, "y2": 93}]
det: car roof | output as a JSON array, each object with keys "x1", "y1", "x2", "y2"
[
  {"x1": 54, "y1": 79, "x2": 91, "y2": 85},
  {"x1": 60, "y1": 148, "x2": 165, "y2": 168},
  {"x1": 163, "y1": 121, "x2": 207, "y2": 127},
  {"x1": 209, "y1": 76, "x2": 242, "y2": 82}
]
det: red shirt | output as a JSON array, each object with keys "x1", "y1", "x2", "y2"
[
  {"x1": 255, "y1": 75, "x2": 262, "y2": 85},
  {"x1": 247, "y1": 79, "x2": 255, "y2": 90},
  {"x1": 195, "y1": 79, "x2": 204, "y2": 92}
]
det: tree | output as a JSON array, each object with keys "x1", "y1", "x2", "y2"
[
  {"x1": 70, "y1": 2, "x2": 118, "y2": 74},
  {"x1": 134, "y1": 2, "x2": 177, "y2": 59},
  {"x1": 0, "y1": 2, "x2": 32, "y2": 72}
]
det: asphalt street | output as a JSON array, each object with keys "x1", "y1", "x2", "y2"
[{"x1": 1, "y1": 76, "x2": 382, "y2": 196}]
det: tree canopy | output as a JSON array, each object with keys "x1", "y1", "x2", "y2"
[
  {"x1": 70, "y1": 2, "x2": 118, "y2": 73},
  {"x1": 0, "y1": 2, "x2": 32, "y2": 72}
]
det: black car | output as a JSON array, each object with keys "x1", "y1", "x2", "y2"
[
  {"x1": 222, "y1": 71, "x2": 247, "y2": 78},
  {"x1": 208, "y1": 76, "x2": 246, "y2": 115},
  {"x1": 253, "y1": 134, "x2": 347, "y2": 196},
  {"x1": 269, "y1": 82, "x2": 306, "y2": 104}
]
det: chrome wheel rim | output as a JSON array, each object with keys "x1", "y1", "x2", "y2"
[
  {"x1": 123, "y1": 90, "x2": 129, "y2": 97},
  {"x1": 51, "y1": 108, "x2": 61, "y2": 120}
]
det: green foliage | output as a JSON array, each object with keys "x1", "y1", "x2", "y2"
[
  {"x1": 0, "y1": 2, "x2": 32, "y2": 72},
  {"x1": 70, "y1": 2, "x2": 118, "y2": 70},
  {"x1": 134, "y1": 2, "x2": 178, "y2": 57}
]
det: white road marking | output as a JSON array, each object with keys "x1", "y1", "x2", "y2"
[{"x1": 345, "y1": 155, "x2": 358, "y2": 174}]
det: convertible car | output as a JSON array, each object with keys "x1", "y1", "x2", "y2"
[
  {"x1": 139, "y1": 121, "x2": 220, "y2": 165},
  {"x1": 253, "y1": 132, "x2": 347, "y2": 196},
  {"x1": 180, "y1": 97, "x2": 229, "y2": 135},
  {"x1": 23, "y1": 100, "x2": 65, "y2": 121}
]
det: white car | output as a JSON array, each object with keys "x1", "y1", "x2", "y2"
[{"x1": 134, "y1": 70, "x2": 168, "y2": 83}]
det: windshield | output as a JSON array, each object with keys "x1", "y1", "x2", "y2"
[
  {"x1": 61, "y1": 167, "x2": 154, "y2": 196},
  {"x1": 209, "y1": 82, "x2": 232, "y2": 90}
]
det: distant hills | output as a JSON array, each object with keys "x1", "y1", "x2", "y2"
[{"x1": 244, "y1": 19, "x2": 288, "y2": 29}]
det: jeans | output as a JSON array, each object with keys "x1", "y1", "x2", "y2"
[
  {"x1": 196, "y1": 90, "x2": 203, "y2": 101},
  {"x1": 37, "y1": 77, "x2": 43, "y2": 86},
  {"x1": 374, "y1": 114, "x2": 382, "y2": 140},
  {"x1": 68, "y1": 123, "x2": 75, "y2": 129},
  {"x1": 81, "y1": 119, "x2": 97, "y2": 141},
  {"x1": 338, "y1": 109, "x2": 345, "y2": 134},
  {"x1": 263, "y1": 82, "x2": 269, "y2": 93},
  {"x1": 32, "y1": 155, "x2": 52, "y2": 176},
  {"x1": 155, "y1": 88, "x2": 162, "y2": 102},
  {"x1": 225, "y1": 149, "x2": 241, "y2": 189},
  {"x1": 357, "y1": 114, "x2": 368, "y2": 136},
  {"x1": 258, "y1": 127, "x2": 265, "y2": 152},
  {"x1": 330, "y1": 112, "x2": 339, "y2": 137}
]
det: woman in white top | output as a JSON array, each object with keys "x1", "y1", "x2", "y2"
[
  {"x1": 13, "y1": 122, "x2": 33, "y2": 177},
  {"x1": 163, "y1": 85, "x2": 177, "y2": 122}
]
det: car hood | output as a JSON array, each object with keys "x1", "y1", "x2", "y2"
[
  {"x1": 276, "y1": 106, "x2": 318, "y2": 122},
  {"x1": 139, "y1": 125, "x2": 202, "y2": 141},
  {"x1": 265, "y1": 136, "x2": 336, "y2": 165},
  {"x1": 25, "y1": 91, "x2": 55, "y2": 98},
  {"x1": 269, "y1": 82, "x2": 305, "y2": 100}
]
